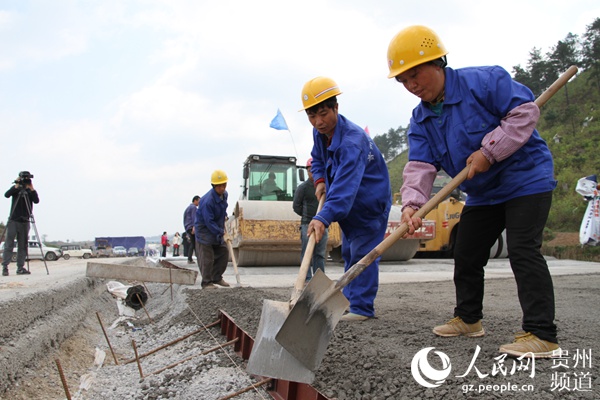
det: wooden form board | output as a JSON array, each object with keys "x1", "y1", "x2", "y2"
[{"x1": 86, "y1": 262, "x2": 198, "y2": 285}]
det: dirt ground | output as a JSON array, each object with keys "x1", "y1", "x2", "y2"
[
  {"x1": 2, "y1": 269, "x2": 599, "y2": 399},
  {"x1": 545, "y1": 232, "x2": 581, "y2": 247}
]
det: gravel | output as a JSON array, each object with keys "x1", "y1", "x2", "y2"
[{"x1": 2, "y1": 262, "x2": 599, "y2": 400}]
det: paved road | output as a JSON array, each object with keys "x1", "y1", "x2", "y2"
[{"x1": 1, "y1": 255, "x2": 598, "y2": 302}]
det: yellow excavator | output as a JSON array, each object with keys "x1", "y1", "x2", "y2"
[{"x1": 227, "y1": 154, "x2": 434, "y2": 266}]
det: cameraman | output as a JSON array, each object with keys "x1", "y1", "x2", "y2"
[{"x1": 2, "y1": 172, "x2": 39, "y2": 276}]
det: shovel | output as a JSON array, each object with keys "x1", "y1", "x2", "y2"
[
  {"x1": 245, "y1": 196, "x2": 325, "y2": 383},
  {"x1": 275, "y1": 65, "x2": 579, "y2": 371},
  {"x1": 225, "y1": 235, "x2": 242, "y2": 287}
]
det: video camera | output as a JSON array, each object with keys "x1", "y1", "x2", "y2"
[{"x1": 14, "y1": 171, "x2": 34, "y2": 187}]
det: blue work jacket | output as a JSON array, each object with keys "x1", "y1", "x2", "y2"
[
  {"x1": 311, "y1": 114, "x2": 391, "y2": 240},
  {"x1": 195, "y1": 188, "x2": 228, "y2": 245},
  {"x1": 408, "y1": 66, "x2": 556, "y2": 206}
]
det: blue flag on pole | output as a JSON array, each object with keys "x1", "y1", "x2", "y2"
[{"x1": 270, "y1": 109, "x2": 289, "y2": 131}]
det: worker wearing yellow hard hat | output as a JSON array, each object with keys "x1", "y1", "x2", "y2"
[
  {"x1": 389, "y1": 25, "x2": 559, "y2": 358},
  {"x1": 210, "y1": 169, "x2": 228, "y2": 185},
  {"x1": 299, "y1": 76, "x2": 342, "y2": 111},
  {"x1": 386, "y1": 24, "x2": 448, "y2": 79},
  {"x1": 300, "y1": 76, "x2": 391, "y2": 322},
  {"x1": 195, "y1": 169, "x2": 230, "y2": 289}
]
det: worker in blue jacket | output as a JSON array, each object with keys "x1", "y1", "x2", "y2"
[
  {"x1": 388, "y1": 25, "x2": 559, "y2": 358},
  {"x1": 301, "y1": 76, "x2": 392, "y2": 321},
  {"x1": 195, "y1": 170, "x2": 230, "y2": 289}
]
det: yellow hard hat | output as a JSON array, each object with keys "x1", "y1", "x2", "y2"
[
  {"x1": 387, "y1": 25, "x2": 448, "y2": 79},
  {"x1": 299, "y1": 76, "x2": 342, "y2": 111},
  {"x1": 211, "y1": 170, "x2": 228, "y2": 185}
]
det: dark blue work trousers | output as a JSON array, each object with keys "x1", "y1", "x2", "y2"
[
  {"x1": 341, "y1": 214, "x2": 388, "y2": 318},
  {"x1": 2, "y1": 220, "x2": 30, "y2": 268},
  {"x1": 453, "y1": 191, "x2": 557, "y2": 343},
  {"x1": 196, "y1": 242, "x2": 228, "y2": 287}
]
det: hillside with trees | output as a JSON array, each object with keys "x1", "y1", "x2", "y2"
[{"x1": 375, "y1": 17, "x2": 600, "y2": 236}]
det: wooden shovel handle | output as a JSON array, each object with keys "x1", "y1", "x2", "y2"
[
  {"x1": 291, "y1": 195, "x2": 326, "y2": 299},
  {"x1": 536, "y1": 65, "x2": 578, "y2": 108},
  {"x1": 334, "y1": 65, "x2": 578, "y2": 292},
  {"x1": 225, "y1": 236, "x2": 241, "y2": 285}
]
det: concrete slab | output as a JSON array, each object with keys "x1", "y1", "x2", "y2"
[{"x1": 86, "y1": 261, "x2": 198, "y2": 285}]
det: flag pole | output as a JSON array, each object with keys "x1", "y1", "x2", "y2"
[{"x1": 281, "y1": 113, "x2": 298, "y2": 160}]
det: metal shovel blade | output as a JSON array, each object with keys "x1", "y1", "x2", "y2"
[
  {"x1": 246, "y1": 299, "x2": 315, "y2": 383},
  {"x1": 275, "y1": 270, "x2": 349, "y2": 371}
]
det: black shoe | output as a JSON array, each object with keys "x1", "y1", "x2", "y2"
[
  {"x1": 2, "y1": 268, "x2": 8, "y2": 276},
  {"x1": 16, "y1": 268, "x2": 31, "y2": 275}
]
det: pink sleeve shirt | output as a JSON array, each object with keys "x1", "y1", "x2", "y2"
[{"x1": 401, "y1": 102, "x2": 540, "y2": 211}]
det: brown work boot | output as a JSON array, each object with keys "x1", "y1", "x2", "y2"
[
  {"x1": 499, "y1": 332, "x2": 561, "y2": 358},
  {"x1": 214, "y1": 279, "x2": 230, "y2": 287},
  {"x1": 433, "y1": 316, "x2": 485, "y2": 337},
  {"x1": 202, "y1": 283, "x2": 217, "y2": 289},
  {"x1": 340, "y1": 312, "x2": 370, "y2": 322}
]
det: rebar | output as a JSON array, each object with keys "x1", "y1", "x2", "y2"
[
  {"x1": 132, "y1": 339, "x2": 144, "y2": 378},
  {"x1": 147, "y1": 338, "x2": 238, "y2": 377},
  {"x1": 55, "y1": 358, "x2": 71, "y2": 400},
  {"x1": 96, "y1": 311, "x2": 119, "y2": 365},
  {"x1": 123, "y1": 320, "x2": 220, "y2": 364},
  {"x1": 218, "y1": 378, "x2": 272, "y2": 400},
  {"x1": 136, "y1": 292, "x2": 153, "y2": 323}
]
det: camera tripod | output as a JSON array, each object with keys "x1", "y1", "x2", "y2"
[{"x1": 1, "y1": 184, "x2": 49, "y2": 275}]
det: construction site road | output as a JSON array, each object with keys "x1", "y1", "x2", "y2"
[
  {"x1": 1, "y1": 255, "x2": 598, "y2": 302},
  {"x1": 1, "y1": 256, "x2": 599, "y2": 399}
]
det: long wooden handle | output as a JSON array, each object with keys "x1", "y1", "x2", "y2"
[
  {"x1": 291, "y1": 195, "x2": 326, "y2": 300},
  {"x1": 225, "y1": 232, "x2": 241, "y2": 285},
  {"x1": 225, "y1": 238, "x2": 241, "y2": 285},
  {"x1": 332, "y1": 65, "x2": 578, "y2": 292},
  {"x1": 536, "y1": 65, "x2": 578, "y2": 108}
]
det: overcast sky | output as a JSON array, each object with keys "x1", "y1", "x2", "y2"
[{"x1": 1, "y1": 0, "x2": 597, "y2": 242}]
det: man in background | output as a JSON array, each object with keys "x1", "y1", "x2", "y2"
[
  {"x1": 293, "y1": 158, "x2": 328, "y2": 282},
  {"x1": 195, "y1": 171, "x2": 230, "y2": 289},
  {"x1": 183, "y1": 195, "x2": 200, "y2": 264}
]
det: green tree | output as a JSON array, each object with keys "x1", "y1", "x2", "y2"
[
  {"x1": 373, "y1": 126, "x2": 409, "y2": 162},
  {"x1": 547, "y1": 32, "x2": 581, "y2": 107},
  {"x1": 582, "y1": 17, "x2": 600, "y2": 90},
  {"x1": 512, "y1": 64, "x2": 532, "y2": 87},
  {"x1": 547, "y1": 32, "x2": 581, "y2": 72},
  {"x1": 373, "y1": 130, "x2": 392, "y2": 161},
  {"x1": 528, "y1": 48, "x2": 558, "y2": 96}
]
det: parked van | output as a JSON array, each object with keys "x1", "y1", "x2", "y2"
[{"x1": 60, "y1": 245, "x2": 93, "y2": 260}]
